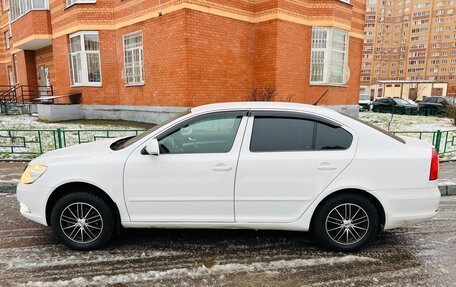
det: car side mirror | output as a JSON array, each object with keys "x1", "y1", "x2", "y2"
[{"x1": 145, "y1": 139, "x2": 160, "y2": 156}]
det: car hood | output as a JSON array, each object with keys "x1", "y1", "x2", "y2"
[{"x1": 31, "y1": 138, "x2": 119, "y2": 164}]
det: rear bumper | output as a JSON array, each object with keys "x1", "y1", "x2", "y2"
[
  {"x1": 381, "y1": 186, "x2": 440, "y2": 230},
  {"x1": 16, "y1": 182, "x2": 51, "y2": 226}
]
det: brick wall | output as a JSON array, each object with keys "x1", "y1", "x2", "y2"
[
  {"x1": 0, "y1": 63, "x2": 7, "y2": 85},
  {"x1": 1, "y1": 0, "x2": 365, "y2": 108},
  {"x1": 11, "y1": 11, "x2": 52, "y2": 45}
]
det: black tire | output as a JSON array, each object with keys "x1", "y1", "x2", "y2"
[
  {"x1": 313, "y1": 193, "x2": 379, "y2": 252},
  {"x1": 50, "y1": 192, "x2": 115, "y2": 251}
]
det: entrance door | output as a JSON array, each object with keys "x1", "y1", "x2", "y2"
[
  {"x1": 7, "y1": 66, "x2": 14, "y2": 86},
  {"x1": 38, "y1": 65, "x2": 50, "y2": 96}
]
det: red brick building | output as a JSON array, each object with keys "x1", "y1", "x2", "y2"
[{"x1": 0, "y1": 0, "x2": 365, "y2": 121}]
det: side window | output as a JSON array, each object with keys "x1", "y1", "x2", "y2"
[
  {"x1": 250, "y1": 117, "x2": 315, "y2": 152},
  {"x1": 250, "y1": 116, "x2": 353, "y2": 152},
  {"x1": 158, "y1": 114, "x2": 243, "y2": 154},
  {"x1": 315, "y1": 123, "x2": 353, "y2": 150}
]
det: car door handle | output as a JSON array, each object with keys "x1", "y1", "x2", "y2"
[
  {"x1": 213, "y1": 165, "x2": 232, "y2": 172},
  {"x1": 318, "y1": 163, "x2": 337, "y2": 171}
]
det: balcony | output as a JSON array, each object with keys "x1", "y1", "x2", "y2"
[{"x1": 10, "y1": 0, "x2": 52, "y2": 50}]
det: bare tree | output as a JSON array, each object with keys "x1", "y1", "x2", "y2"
[
  {"x1": 249, "y1": 85, "x2": 277, "y2": 101},
  {"x1": 445, "y1": 97, "x2": 456, "y2": 126}
]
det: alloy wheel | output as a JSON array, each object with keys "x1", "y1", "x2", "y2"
[
  {"x1": 60, "y1": 202, "x2": 103, "y2": 244},
  {"x1": 325, "y1": 203, "x2": 369, "y2": 245}
]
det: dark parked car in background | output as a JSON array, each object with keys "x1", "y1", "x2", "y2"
[
  {"x1": 372, "y1": 98, "x2": 418, "y2": 114},
  {"x1": 418, "y1": 97, "x2": 451, "y2": 115}
]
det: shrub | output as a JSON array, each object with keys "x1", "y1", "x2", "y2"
[
  {"x1": 249, "y1": 85, "x2": 277, "y2": 102},
  {"x1": 446, "y1": 98, "x2": 456, "y2": 126}
]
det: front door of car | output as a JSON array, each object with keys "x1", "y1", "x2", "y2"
[
  {"x1": 123, "y1": 111, "x2": 248, "y2": 222},
  {"x1": 235, "y1": 112, "x2": 357, "y2": 223}
]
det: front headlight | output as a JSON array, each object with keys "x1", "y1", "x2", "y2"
[{"x1": 20, "y1": 164, "x2": 47, "y2": 184}]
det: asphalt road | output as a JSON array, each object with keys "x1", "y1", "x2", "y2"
[{"x1": 0, "y1": 193, "x2": 455, "y2": 287}]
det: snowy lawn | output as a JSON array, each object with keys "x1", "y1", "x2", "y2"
[
  {"x1": 1, "y1": 113, "x2": 455, "y2": 159},
  {"x1": 359, "y1": 112, "x2": 455, "y2": 132},
  {"x1": 0, "y1": 114, "x2": 151, "y2": 131},
  {"x1": 0, "y1": 115, "x2": 150, "y2": 159},
  {"x1": 360, "y1": 111, "x2": 456, "y2": 159}
]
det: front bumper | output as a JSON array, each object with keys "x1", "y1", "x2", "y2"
[
  {"x1": 381, "y1": 186, "x2": 440, "y2": 230},
  {"x1": 16, "y1": 183, "x2": 52, "y2": 226}
]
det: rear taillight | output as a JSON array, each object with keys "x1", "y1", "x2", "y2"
[{"x1": 429, "y1": 148, "x2": 439, "y2": 181}]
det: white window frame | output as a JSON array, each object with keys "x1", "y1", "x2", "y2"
[
  {"x1": 4, "y1": 30, "x2": 10, "y2": 49},
  {"x1": 66, "y1": 0, "x2": 96, "y2": 8},
  {"x1": 310, "y1": 27, "x2": 349, "y2": 86},
  {"x1": 9, "y1": 0, "x2": 49, "y2": 22},
  {"x1": 123, "y1": 30, "x2": 145, "y2": 86},
  {"x1": 68, "y1": 31, "x2": 102, "y2": 87}
]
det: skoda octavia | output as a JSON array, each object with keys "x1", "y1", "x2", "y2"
[{"x1": 17, "y1": 102, "x2": 441, "y2": 252}]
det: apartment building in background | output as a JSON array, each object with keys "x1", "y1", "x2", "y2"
[
  {"x1": 361, "y1": 0, "x2": 456, "y2": 98},
  {"x1": 0, "y1": 0, "x2": 365, "y2": 122}
]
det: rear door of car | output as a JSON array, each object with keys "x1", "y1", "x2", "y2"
[{"x1": 234, "y1": 111, "x2": 357, "y2": 223}]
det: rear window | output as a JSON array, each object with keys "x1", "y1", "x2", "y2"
[
  {"x1": 250, "y1": 117, "x2": 353, "y2": 152},
  {"x1": 315, "y1": 123, "x2": 353, "y2": 150}
]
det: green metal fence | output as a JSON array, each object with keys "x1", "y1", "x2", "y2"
[
  {"x1": 391, "y1": 130, "x2": 456, "y2": 155},
  {"x1": 0, "y1": 129, "x2": 144, "y2": 158},
  {"x1": 0, "y1": 128, "x2": 455, "y2": 159}
]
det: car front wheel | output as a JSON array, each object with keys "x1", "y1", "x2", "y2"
[
  {"x1": 313, "y1": 193, "x2": 379, "y2": 252},
  {"x1": 50, "y1": 192, "x2": 115, "y2": 251}
]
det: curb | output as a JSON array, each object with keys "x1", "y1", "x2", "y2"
[
  {"x1": 439, "y1": 185, "x2": 456, "y2": 196},
  {"x1": 0, "y1": 182, "x2": 18, "y2": 194},
  {"x1": 2, "y1": 182, "x2": 455, "y2": 196}
]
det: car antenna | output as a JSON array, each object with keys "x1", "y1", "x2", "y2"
[{"x1": 313, "y1": 89, "x2": 330, "y2": 106}]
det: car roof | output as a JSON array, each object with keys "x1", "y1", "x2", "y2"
[{"x1": 191, "y1": 102, "x2": 337, "y2": 115}]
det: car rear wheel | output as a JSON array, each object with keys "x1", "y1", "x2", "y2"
[
  {"x1": 313, "y1": 193, "x2": 379, "y2": 252},
  {"x1": 50, "y1": 192, "x2": 115, "y2": 251}
]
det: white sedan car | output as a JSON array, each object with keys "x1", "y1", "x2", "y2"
[{"x1": 17, "y1": 102, "x2": 441, "y2": 252}]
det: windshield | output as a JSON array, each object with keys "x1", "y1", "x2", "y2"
[
  {"x1": 111, "y1": 109, "x2": 191, "y2": 150},
  {"x1": 359, "y1": 95, "x2": 370, "y2": 101},
  {"x1": 393, "y1": 98, "x2": 410, "y2": 105}
]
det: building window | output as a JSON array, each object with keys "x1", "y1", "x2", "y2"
[
  {"x1": 310, "y1": 27, "x2": 349, "y2": 85},
  {"x1": 4, "y1": 30, "x2": 10, "y2": 49},
  {"x1": 12, "y1": 53, "x2": 18, "y2": 83},
  {"x1": 66, "y1": 0, "x2": 96, "y2": 7},
  {"x1": 68, "y1": 31, "x2": 102, "y2": 86},
  {"x1": 123, "y1": 31, "x2": 144, "y2": 86},
  {"x1": 10, "y1": 0, "x2": 48, "y2": 21}
]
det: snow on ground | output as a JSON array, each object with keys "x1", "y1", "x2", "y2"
[
  {"x1": 0, "y1": 115, "x2": 146, "y2": 159},
  {"x1": 20, "y1": 255, "x2": 379, "y2": 287},
  {"x1": 359, "y1": 112, "x2": 455, "y2": 132},
  {"x1": 0, "y1": 114, "x2": 142, "y2": 131},
  {"x1": 1, "y1": 113, "x2": 455, "y2": 159},
  {"x1": 360, "y1": 112, "x2": 456, "y2": 159},
  {"x1": 2, "y1": 249, "x2": 185, "y2": 269}
]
